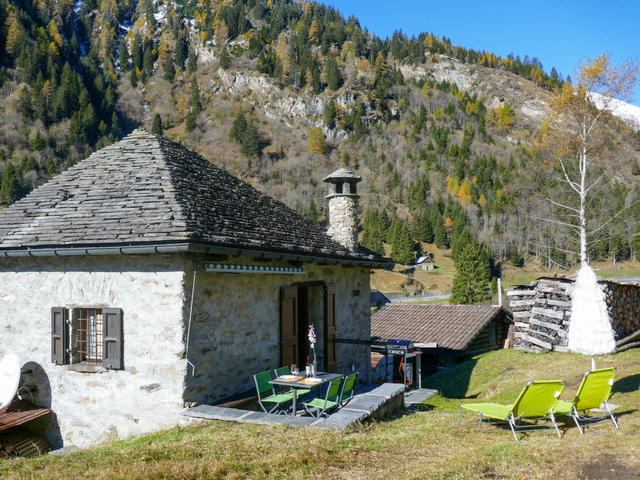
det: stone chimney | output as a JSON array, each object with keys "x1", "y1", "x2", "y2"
[{"x1": 323, "y1": 168, "x2": 362, "y2": 251}]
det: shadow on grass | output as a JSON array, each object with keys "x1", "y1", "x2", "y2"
[
  {"x1": 423, "y1": 358, "x2": 478, "y2": 399},
  {"x1": 613, "y1": 374, "x2": 640, "y2": 394}
]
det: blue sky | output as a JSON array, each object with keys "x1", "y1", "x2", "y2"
[{"x1": 327, "y1": 1, "x2": 640, "y2": 106}]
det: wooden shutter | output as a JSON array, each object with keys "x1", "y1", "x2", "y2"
[
  {"x1": 326, "y1": 285, "x2": 337, "y2": 373},
  {"x1": 51, "y1": 307, "x2": 69, "y2": 365},
  {"x1": 102, "y1": 308, "x2": 124, "y2": 370},
  {"x1": 280, "y1": 286, "x2": 298, "y2": 367}
]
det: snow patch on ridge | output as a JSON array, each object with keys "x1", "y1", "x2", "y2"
[{"x1": 589, "y1": 92, "x2": 640, "y2": 132}]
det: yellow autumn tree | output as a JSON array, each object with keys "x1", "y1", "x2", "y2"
[
  {"x1": 275, "y1": 32, "x2": 291, "y2": 77},
  {"x1": 308, "y1": 127, "x2": 327, "y2": 155}
]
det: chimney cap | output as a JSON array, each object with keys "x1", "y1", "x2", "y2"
[{"x1": 323, "y1": 168, "x2": 362, "y2": 184}]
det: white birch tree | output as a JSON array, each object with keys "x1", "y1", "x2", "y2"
[{"x1": 541, "y1": 54, "x2": 638, "y2": 266}]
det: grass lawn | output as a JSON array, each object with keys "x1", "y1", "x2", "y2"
[{"x1": 2, "y1": 349, "x2": 639, "y2": 479}]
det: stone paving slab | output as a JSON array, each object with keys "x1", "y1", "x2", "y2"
[
  {"x1": 404, "y1": 388, "x2": 438, "y2": 405},
  {"x1": 183, "y1": 383, "x2": 406, "y2": 431}
]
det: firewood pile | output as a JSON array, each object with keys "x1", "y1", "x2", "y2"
[
  {"x1": 507, "y1": 277, "x2": 640, "y2": 353},
  {"x1": 0, "y1": 429, "x2": 49, "y2": 458}
]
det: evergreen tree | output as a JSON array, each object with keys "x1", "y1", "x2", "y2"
[
  {"x1": 163, "y1": 51, "x2": 175, "y2": 82},
  {"x1": 187, "y1": 49, "x2": 198, "y2": 74},
  {"x1": 0, "y1": 163, "x2": 18, "y2": 205},
  {"x1": 241, "y1": 119, "x2": 261, "y2": 157},
  {"x1": 433, "y1": 219, "x2": 448, "y2": 249},
  {"x1": 413, "y1": 210, "x2": 434, "y2": 243},
  {"x1": 323, "y1": 99, "x2": 336, "y2": 128},
  {"x1": 151, "y1": 113, "x2": 163, "y2": 135},
  {"x1": 306, "y1": 197, "x2": 318, "y2": 221},
  {"x1": 229, "y1": 110, "x2": 248, "y2": 145},
  {"x1": 185, "y1": 109, "x2": 197, "y2": 132},
  {"x1": 142, "y1": 43, "x2": 154, "y2": 80},
  {"x1": 190, "y1": 76, "x2": 202, "y2": 114},
  {"x1": 391, "y1": 223, "x2": 415, "y2": 265},
  {"x1": 219, "y1": 46, "x2": 230, "y2": 69},
  {"x1": 132, "y1": 33, "x2": 143, "y2": 71},
  {"x1": 633, "y1": 225, "x2": 640, "y2": 261},
  {"x1": 119, "y1": 37, "x2": 129, "y2": 71},
  {"x1": 450, "y1": 240, "x2": 491, "y2": 304},
  {"x1": 324, "y1": 53, "x2": 342, "y2": 90}
]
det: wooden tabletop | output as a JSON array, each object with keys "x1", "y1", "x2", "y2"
[{"x1": 269, "y1": 372, "x2": 344, "y2": 388}]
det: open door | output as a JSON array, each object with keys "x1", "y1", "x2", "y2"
[
  {"x1": 325, "y1": 285, "x2": 337, "y2": 372},
  {"x1": 280, "y1": 286, "x2": 299, "y2": 368}
]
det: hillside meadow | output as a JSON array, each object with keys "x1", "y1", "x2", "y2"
[{"x1": 1, "y1": 349, "x2": 638, "y2": 479}]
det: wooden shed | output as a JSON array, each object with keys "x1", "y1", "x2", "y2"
[{"x1": 371, "y1": 304, "x2": 513, "y2": 374}]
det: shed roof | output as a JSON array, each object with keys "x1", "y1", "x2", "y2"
[
  {"x1": 0, "y1": 130, "x2": 388, "y2": 265},
  {"x1": 371, "y1": 304, "x2": 511, "y2": 351}
]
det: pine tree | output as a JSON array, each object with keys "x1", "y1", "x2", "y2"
[
  {"x1": 119, "y1": 37, "x2": 129, "y2": 71},
  {"x1": 0, "y1": 163, "x2": 19, "y2": 205},
  {"x1": 142, "y1": 43, "x2": 154, "y2": 80},
  {"x1": 132, "y1": 33, "x2": 143, "y2": 71},
  {"x1": 391, "y1": 223, "x2": 415, "y2": 265},
  {"x1": 151, "y1": 113, "x2": 163, "y2": 135},
  {"x1": 190, "y1": 77, "x2": 202, "y2": 114},
  {"x1": 219, "y1": 46, "x2": 230, "y2": 69},
  {"x1": 324, "y1": 53, "x2": 342, "y2": 91},
  {"x1": 229, "y1": 110, "x2": 248, "y2": 145},
  {"x1": 306, "y1": 197, "x2": 318, "y2": 221},
  {"x1": 433, "y1": 220, "x2": 448, "y2": 249},
  {"x1": 633, "y1": 225, "x2": 640, "y2": 261},
  {"x1": 187, "y1": 49, "x2": 198, "y2": 74},
  {"x1": 413, "y1": 210, "x2": 434, "y2": 243},
  {"x1": 163, "y1": 51, "x2": 175, "y2": 82},
  {"x1": 324, "y1": 99, "x2": 336, "y2": 128},
  {"x1": 450, "y1": 240, "x2": 491, "y2": 304}
]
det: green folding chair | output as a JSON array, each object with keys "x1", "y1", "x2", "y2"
[
  {"x1": 458, "y1": 380, "x2": 566, "y2": 441},
  {"x1": 339, "y1": 372, "x2": 358, "y2": 407},
  {"x1": 254, "y1": 370, "x2": 294, "y2": 414},
  {"x1": 303, "y1": 376, "x2": 344, "y2": 418},
  {"x1": 273, "y1": 366, "x2": 310, "y2": 397},
  {"x1": 554, "y1": 367, "x2": 618, "y2": 435}
]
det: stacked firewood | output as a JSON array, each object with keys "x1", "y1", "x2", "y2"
[{"x1": 507, "y1": 277, "x2": 640, "y2": 353}]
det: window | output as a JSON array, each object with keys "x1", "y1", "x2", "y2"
[
  {"x1": 51, "y1": 307, "x2": 123, "y2": 370},
  {"x1": 73, "y1": 309, "x2": 104, "y2": 364}
]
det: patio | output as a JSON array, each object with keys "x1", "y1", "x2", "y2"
[{"x1": 182, "y1": 383, "x2": 429, "y2": 431}]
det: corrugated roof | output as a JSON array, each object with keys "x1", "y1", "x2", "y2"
[
  {"x1": 371, "y1": 304, "x2": 511, "y2": 351},
  {"x1": 0, "y1": 130, "x2": 388, "y2": 265}
]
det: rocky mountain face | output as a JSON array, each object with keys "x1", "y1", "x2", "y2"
[{"x1": 1, "y1": 0, "x2": 639, "y2": 268}]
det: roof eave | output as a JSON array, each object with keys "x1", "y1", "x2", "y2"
[{"x1": 0, "y1": 241, "x2": 392, "y2": 268}]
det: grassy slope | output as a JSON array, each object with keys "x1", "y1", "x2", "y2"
[{"x1": 2, "y1": 349, "x2": 639, "y2": 479}]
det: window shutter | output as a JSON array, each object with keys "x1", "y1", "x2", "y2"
[
  {"x1": 51, "y1": 307, "x2": 69, "y2": 365},
  {"x1": 280, "y1": 286, "x2": 299, "y2": 368},
  {"x1": 102, "y1": 308, "x2": 124, "y2": 370},
  {"x1": 326, "y1": 285, "x2": 337, "y2": 373}
]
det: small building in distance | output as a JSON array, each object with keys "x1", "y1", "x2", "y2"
[
  {"x1": 371, "y1": 304, "x2": 513, "y2": 376},
  {"x1": 415, "y1": 255, "x2": 435, "y2": 271}
]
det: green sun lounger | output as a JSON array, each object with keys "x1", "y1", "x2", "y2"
[
  {"x1": 553, "y1": 367, "x2": 618, "y2": 435},
  {"x1": 458, "y1": 380, "x2": 566, "y2": 441}
]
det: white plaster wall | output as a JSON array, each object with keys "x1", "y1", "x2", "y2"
[
  {"x1": 0, "y1": 255, "x2": 188, "y2": 448},
  {"x1": 184, "y1": 260, "x2": 371, "y2": 403}
]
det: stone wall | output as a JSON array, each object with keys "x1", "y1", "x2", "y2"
[
  {"x1": 326, "y1": 196, "x2": 358, "y2": 251},
  {"x1": 507, "y1": 277, "x2": 640, "y2": 352},
  {"x1": 0, "y1": 255, "x2": 188, "y2": 448},
  {"x1": 183, "y1": 257, "x2": 371, "y2": 405}
]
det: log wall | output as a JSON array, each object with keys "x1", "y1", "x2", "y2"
[{"x1": 506, "y1": 278, "x2": 640, "y2": 353}]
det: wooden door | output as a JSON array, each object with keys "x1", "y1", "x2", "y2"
[
  {"x1": 325, "y1": 285, "x2": 337, "y2": 373},
  {"x1": 280, "y1": 286, "x2": 299, "y2": 368}
]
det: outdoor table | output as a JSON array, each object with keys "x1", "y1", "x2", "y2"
[{"x1": 269, "y1": 371, "x2": 344, "y2": 416}]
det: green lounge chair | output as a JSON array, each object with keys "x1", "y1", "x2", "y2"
[
  {"x1": 273, "y1": 366, "x2": 311, "y2": 397},
  {"x1": 303, "y1": 376, "x2": 344, "y2": 418},
  {"x1": 254, "y1": 370, "x2": 294, "y2": 414},
  {"x1": 553, "y1": 367, "x2": 618, "y2": 435},
  {"x1": 458, "y1": 380, "x2": 566, "y2": 441},
  {"x1": 339, "y1": 372, "x2": 358, "y2": 407}
]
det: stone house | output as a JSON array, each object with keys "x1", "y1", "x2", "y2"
[
  {"x1": 0, "y1": 130, "x2": 389, "y2": 448},
  {"x1": 415, "y1": 255, "x2": 435, "y2": 271}
]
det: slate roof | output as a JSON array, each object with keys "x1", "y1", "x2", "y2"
[
  {"x1": 0, "y1": 130, "x2": 388, "y2": 264},
  {"x1": 371, "y1": 304, "x2": 512, "y2": 351}
]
